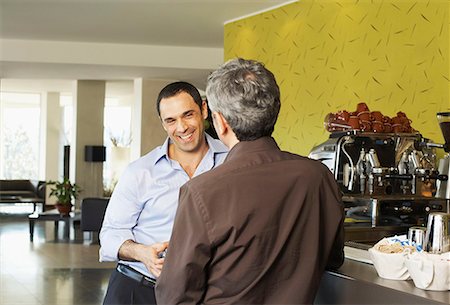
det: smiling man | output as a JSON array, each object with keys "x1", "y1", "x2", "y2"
[
  {"x1": 159, "y1": 90, "x2": 211, "y2": 177},
  {"x1": 99, "y1": 81, "x2": 228, "y2": 305},
  {"x1": 156, "y1": 60, "x2": 344, "y2": 305}
]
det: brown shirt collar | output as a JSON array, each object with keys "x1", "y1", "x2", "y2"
[{"x1": 225, "y1": 136, "x2": 280, "y2": 162}]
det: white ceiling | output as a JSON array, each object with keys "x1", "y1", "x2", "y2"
[
  {"x1": 0, "y1": 0, "x2": 293, "y2": 94},
  {"x1": 1, "y1": 0, "x2": 289, "y2": 48}
]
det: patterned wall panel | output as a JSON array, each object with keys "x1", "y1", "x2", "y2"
[{"x1": 224, "y1": 0, "x2": 449, "y2": 156}]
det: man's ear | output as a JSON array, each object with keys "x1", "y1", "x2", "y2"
[
  {"x1": 212, "y1": 112, "x2": 239, "y2": 148},
  {"x1": 201, "y1": 101, "x2": 208, "y2": 120},
  {"x1": 212, "y1": 111, "x2": 228, "y2": 135}
]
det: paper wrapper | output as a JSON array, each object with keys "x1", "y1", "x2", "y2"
[
  {"x1": 368, "y1": 238, "x2": 413, "y2": 280},
  {"x1": 405, "y1": 252, "x2": 450, "y2": 291}
]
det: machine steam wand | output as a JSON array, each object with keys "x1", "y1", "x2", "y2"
[
  {"x1": 341, "y1": 137, "x2": 355, "y2": 191},
  {"x1": 356, "y1": 148, "x2": 366, "y2": 194}
]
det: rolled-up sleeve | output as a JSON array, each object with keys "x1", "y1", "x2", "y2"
[{"x1": 99, "y1": 166, "x2": 142, "y2": 262}]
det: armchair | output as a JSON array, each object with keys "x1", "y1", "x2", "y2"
[{"x1": 80, "y1": 197, "x2": 109, "y2": 241}]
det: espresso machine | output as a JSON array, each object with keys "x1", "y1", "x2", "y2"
[
  {"x1": 435, "y1": 112, "x2": 450, "y2": 200},
  {"x1": 309, "y1": 129, "x2": 448, "y2": 243}
]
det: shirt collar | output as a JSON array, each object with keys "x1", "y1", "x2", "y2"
[
  {"x1": 225, "y1": 136, "x2": 279, "y2": 162},
  {"x1": 153, "y1": 133, "x2": 227, "y2": 165},
  {"x1": 205, "y1": 133, "x2": 228, "y2": 155}
]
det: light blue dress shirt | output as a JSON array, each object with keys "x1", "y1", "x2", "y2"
[{"x1": 99, "y1": 134, "x2": 228, "y2": 278}]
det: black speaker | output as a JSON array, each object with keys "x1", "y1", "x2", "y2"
[
  {"x1": 85, "y1": 145, "x2": 106, "y2": 162},
  {"x1": 63, "y1": 145, "x2": 70, "y2": 178}
]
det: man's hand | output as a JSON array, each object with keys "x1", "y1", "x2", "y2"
[
  {"x1": 143, "y1": 242, "x2": 169, "y2": 278},
  {"x1": 118, "y1": 240, "x2": 169, "y2": 278}
]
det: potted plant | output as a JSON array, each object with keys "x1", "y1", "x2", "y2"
[{"x1": 47, "y1": 178, "x2": 80, "y2": 215}]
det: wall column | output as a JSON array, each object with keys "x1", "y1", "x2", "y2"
[
  {"x1": 40, "y1": 92, "x2": 61, "y2": 206},
  {"x1": 71, "y1": 80, "x2": 105, "y2": 204},
  {"x1": 131, "y1": 79, "x2": 173, "y2": 160},
  {"x1": 39, "y1": 92, "x2": 61, "y2": 180}
]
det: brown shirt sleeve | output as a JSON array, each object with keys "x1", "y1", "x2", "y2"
[
  {"x1": 321, "y1": 167, "x2": 345, "y2": 270},
  {"x1": 155, "y1": 183, "x2": 211, "y2": 304}
]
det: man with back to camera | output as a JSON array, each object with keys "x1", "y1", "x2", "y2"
[
  {"x1": 99, "y1": 81, "x2": 228, "y2": 305},
  {"x1": 155, "y1": 59, "x2": 345, "y2": 304}
]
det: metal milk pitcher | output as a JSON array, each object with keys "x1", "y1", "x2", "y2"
[
  {"x1": 424, "y1": 212, "x2": 450, "y2": 253},
  {"x1": 408, "y1": 226, "x2": 426, "y2": 248}
]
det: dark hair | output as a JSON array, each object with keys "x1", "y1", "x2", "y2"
[
  {"x1": 206, "y1": 58, "x2": 280, "y2": 141},
  {"x1": 156, "y1": 81, "x2": 203, "y2": 116}
]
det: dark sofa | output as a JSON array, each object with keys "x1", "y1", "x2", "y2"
[{"x1": 0, "y1": 179, "x2": 46, "y2": 211}]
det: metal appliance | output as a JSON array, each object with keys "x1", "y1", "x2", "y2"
[
  {"x1": 435, "y1": 112, "x2": 450, "y2": 199},
  {"x1": 309, "y1": 130, "x2": 448, "y2": 243},
  {"x1": 424, "y1": 212, "x2": 450, "y2": 253}
]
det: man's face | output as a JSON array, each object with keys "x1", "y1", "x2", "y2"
[{"x1": 159, "y1": 91, "x2": 208, "y2": 155}]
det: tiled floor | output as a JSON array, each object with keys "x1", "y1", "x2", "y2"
[{"x1": 0, "y1": 204, "x2": 116, "y2": 305}]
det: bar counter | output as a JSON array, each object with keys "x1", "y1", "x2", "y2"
[{"x1": 314, "y1": 257, "x2": 449, "y2": 304}]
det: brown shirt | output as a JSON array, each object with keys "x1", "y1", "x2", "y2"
[{"x1": 156, "y1": 137, "x2": 344, "y2": 304}]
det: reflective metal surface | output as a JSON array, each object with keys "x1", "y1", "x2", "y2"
[
  {"x1": 408, "y1": 226, "x2": 426, "y2": 248},
  {"x1": 0, "y1": 205, "x2": 115, "y2": 305},
  {"x1": 309, "y1": 131, "x2": 441, "y2": 197},
  {"x1": 310, "y1": 132, "x2": 448, "y2": 241},
  {"x1": 315, "y1": 259, "x2": 450, "y2": 305},
  {"x1": 424, "y1": 212, "x2": 450, "y2": 253}
]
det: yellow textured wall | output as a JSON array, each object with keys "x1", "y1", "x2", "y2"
[{"x1": 224, "y1": 0, "x2": 450, "y2": 156}]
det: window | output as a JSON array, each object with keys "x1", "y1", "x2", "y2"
[
  {"x1": 0, "y1": 92, "x2": 41, "y2": 179},
  {"x1": 103, "y1": 98, "x2": 132, "y2": 195}
]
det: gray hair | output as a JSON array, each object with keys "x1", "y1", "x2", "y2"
[{"x1": 206, "y1": 58, "x2": 280, "y2": 141}]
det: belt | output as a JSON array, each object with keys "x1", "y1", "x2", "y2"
[{"x1": 116, "y1": 263, "x2": 156, "y2": 287}]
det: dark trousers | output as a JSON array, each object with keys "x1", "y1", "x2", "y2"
[{"x1": 103, "y1": 269, "x2": 156, "y2": 305}]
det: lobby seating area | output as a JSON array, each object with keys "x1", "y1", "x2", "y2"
[
  {"x1": 0, "y1": 203, "x2": 115, "y2": 305},
  {"x1": 0, "y1": 179, "x2": 46, "y2": 211},
  {"x1": 80, "y1": 197, "x2": 109, "y2": 234}
]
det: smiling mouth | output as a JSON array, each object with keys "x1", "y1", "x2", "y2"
[{"x1": 179, "y1": 132, "x2": 194, "y2": 141}]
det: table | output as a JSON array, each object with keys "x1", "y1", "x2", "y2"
[
  {"x1": 28, "y1": 209, "x2": 80, "y2": 241},
  {"x1": 0, "y1": 195, "x2": 44, "y2": 212}
]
